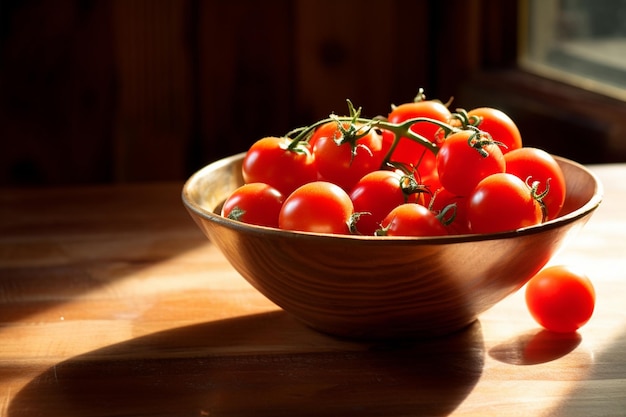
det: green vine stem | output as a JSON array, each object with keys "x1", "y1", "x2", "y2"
[{"x1": 285, "y1": 100, "x2": 460, "y2": 169}]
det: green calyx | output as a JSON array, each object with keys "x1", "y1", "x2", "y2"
[{"x1": 466, "y1": 126, "x2": 505, "y2": 158}]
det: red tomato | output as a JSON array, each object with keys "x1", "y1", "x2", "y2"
[
  {"x1": 418, "y1": 169, "x2": 441, "y2": 208},
  {"x1": 436, "y1": 129, "x2": 506, "y2": 196},
  {"x1": 382, "y1": 99, "x2": 451, "y2": 172},
  {"x1": 467, "y1": 173, "x2": 543, "y2": 234},
  {"x1": 221, "y1": 183, "x2": 284, "y2": 228},
  {"x1": 313, "y1": 122, "x2": 385, "y2": 192},
  {"x1": 428, "y1": 187, "x2": 471, "y2": 235},
  {"x1": 307, "y1": 120, "x2": 339, "y2": 149},
  {"x1": 349, "y1": 170, "x2": 422, "y2": 235},
  {"x1": 468, "y1": 107, "x2": 522, "y2": 154},
  {"x1": 377, "y1": 203, "x2": 448, "y2": 237},
  {"x1": 278, "y1": 181, "x2": 354, "y2": 234},
  {"x1": 242, "y1": 136, "x2": 317, "y2": 196},
  {"x1": 525, "y1": 265, "x2": 595, "y2": 333},
  {"x1": 505, "y1": 147, "x2": 566, "y2": 220}
]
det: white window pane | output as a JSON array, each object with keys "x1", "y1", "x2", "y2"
[{"x1": 521, "y1": 0, "x2": 626, "y2": 100}]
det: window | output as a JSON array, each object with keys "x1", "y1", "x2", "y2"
[{"x1": 520, "y1": 0, "x2": 626, "y2": 101}]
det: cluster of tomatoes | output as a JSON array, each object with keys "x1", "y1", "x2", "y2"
[
  {"x1": 220, "y1": 90, "x2": 595, "y2": 334},
  {"x1": 222, "y1": 91, "x2": 566, "y2": 238}
]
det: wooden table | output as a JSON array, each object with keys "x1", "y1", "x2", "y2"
[{"x1": 1, "y1": 164, "x2": 625, "y2": 417}]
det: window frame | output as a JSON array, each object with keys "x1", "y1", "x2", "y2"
[{"x1": 443, "y1": 0, "x2": 626, "y2": 163}]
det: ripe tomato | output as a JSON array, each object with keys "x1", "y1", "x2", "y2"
[
  {"x1": 467, "y1": 173, "x2": 543, "y2": 234},
  {"x1": 505, "y1": 147, "x2": 566, "y2": 220},
  {"x1": 436, "y1": 129, "x2": 506, "y2": 196},
  {"x1": 242, "y1": 136, "x2": 317, "y2": 196},
  {"x1": 313, "y1": 122, "x2": 385, "y2": 192},
  {"x1": 382, "y1": 99, "x2": 451, "y2": 172},
  {"x1": 428, "y1": 187, "x2": 471, "y2": 235},
  {"x1": 278, "y1": 181, "x2": 354, "y2": 234},
  {"x1": 468, "y1": 107, "x2": 522, "y2": 154},
  {"x1": 377, "y1": 203, "x2": 448, "y2": 237},
  {"x1": 349, "y1": 170, "x2": 422, "y2": 235},
  {"x1": 221, "y1": 183, "x2": 284, "y2": 228},
  {"x1": 525, "y1": 265, "x2": 595, "y2": 333}
]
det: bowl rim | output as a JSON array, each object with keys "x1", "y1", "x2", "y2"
[{"x1": 182, "y1": 152, "x2": 604, "y2": 245}]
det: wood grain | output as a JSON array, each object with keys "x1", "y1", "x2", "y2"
[
  {"x1": 1, "y1": 164, "x2": 626, "y2": 416},
  {"x1": 183, "y1": 154, "x2": 601, "y2": 339}
]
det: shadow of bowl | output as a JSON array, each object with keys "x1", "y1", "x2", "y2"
[{"x1": 9, "y1": 311, "x2": 485, "y2": 417}]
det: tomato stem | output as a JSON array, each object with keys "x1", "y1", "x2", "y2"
[
  {"x1": 527, "y1": 177, "x2": 551, "y2": 222},
  {"x1": 284, "y1": 99, "x2": 466, "y2": 169}
]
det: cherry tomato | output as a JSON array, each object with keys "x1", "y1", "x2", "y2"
[
  {"x1": 382, "y1": 99, "x2": 451, "y2": 173},
  {"x1": 242, "y1": 136, "x2": 317, "y2": 196},
  {"x1": 417, "y1": 168, "x2": 441, "y2": 208},
  {"x1": 467, "y1": 173, "x2": 543, "y2": 234},
  {"x1": 505, "y1": 147, "x2": 566, "y2": 220},
  {"x1": 428, "y1": 187, "x2": 471, "y2": 235},
  {"x1": 313, "y1": 122, "x2": 385, "y2": 192},
  {"x1": 468, "y1": 107, "x2": 522, "y2": 154},
  {"x1": 349, "y1": 170, "x2": 422, "y2": 235},
  {"x1": 525, "y1": 265, "x2": 595, "y2": 333},
  {"x1": 436, "y1": 129, "x2": 506, "y2": 196},
  {"x1": 377, "y1": 203, "x2": 448, "y2": 237},
  {"x1": 278, "y1": 181, "x2": 354, "y2": 234},
  {"x1": 221, "y1": 183, "x2": 284, "y2": 228},
  {"x1": 306, "y1": 120, "x2": 339, "y2": 149}
]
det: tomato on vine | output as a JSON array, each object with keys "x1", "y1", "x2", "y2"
[
  {"x1": 436, "y1": 129, "x2": 506, "y2": 196},
  {"x1": 525, "y1": 265, "x2": 595, "y2": 333},
  {"x1": 221, "y1": 183, "x2": 285, "y2": 228},
  {"x1": 382, "y1": 91, "x2": 451, "y2": 173},
  {"x1": 312, "y1": 121, "x2": 384, "y2": 192},
  {"x1": 242, "y1": 136, "x2": 317, "y2": 196},
  {"x1": 349, "y1": 170, "x2": 425, "y2": 235},
  {"x1": 428, "y1": 187, "x2": 471, "y2": 235},
  {"x1": 467, "y1": 107, "x2": 522, "y2": 154},
  {"x1": 505, "y1": 147, "x2": 566, "y2": 220},
  {"x1": 376, "y1": 203, "x2": 448, "y2": 237},
  {"x1": 467, "y1": 172, "x2": 543, "y2": 234},
  {"x1": 278, "y1": 181, "x2": 354, "y2": 234}
]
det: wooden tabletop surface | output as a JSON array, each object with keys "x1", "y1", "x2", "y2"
[{"x1": 1, "y1": 163, "x2": 625, "y2": 417}]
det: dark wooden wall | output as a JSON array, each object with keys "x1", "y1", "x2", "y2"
[{"x1": 8, "y1": 0, "x2": 594, "y2": 186}]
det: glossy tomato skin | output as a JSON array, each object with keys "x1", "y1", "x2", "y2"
[
  {"x1": 382, "y1": 100, "x2": 451, "y2": 172},
  {"x1": 221, "y1": 183, "x2": 284, "y2": 228},
  {"x1": 505, "y1": 147, "x2": 566, "y2": 220},
  {"x1": 313, "y1": 122, "x2": 385, "y2": 192},
  {"x1": 436, "y1": 130, "x2": 506, "y2": 197},
  {"x1": 467, "y1": 173, "x2": 543, "y2": 234},
  {"x1": 525, "y1": 265, "x2": 595, "y2": 333},
  {"x1": 428, "y1": 187, "x2": 471, "y2": 235},
  {"x1": 278, "y1": 181, "x2": 354, "y2": 234},
  {"x1": 468, "y1": 107, "x2": 522, "y2": 154},
  {"x1": 349, "y1": 170, "x2": 419, "y2": 235},
  {"x1": 378, "y1": 203, "x2": 448, "y2": 237},
  {"x1": 242, "y1": 136, "x2": 317, "y2": 196}
]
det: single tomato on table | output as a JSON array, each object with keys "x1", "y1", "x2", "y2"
[{"x1": 525, "y1": 265, "x2": 595, "y2": 333}]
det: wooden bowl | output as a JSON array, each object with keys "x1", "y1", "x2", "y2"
[{"x1": 182, "y1": 153, "x2": 602, "y2": 339}]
